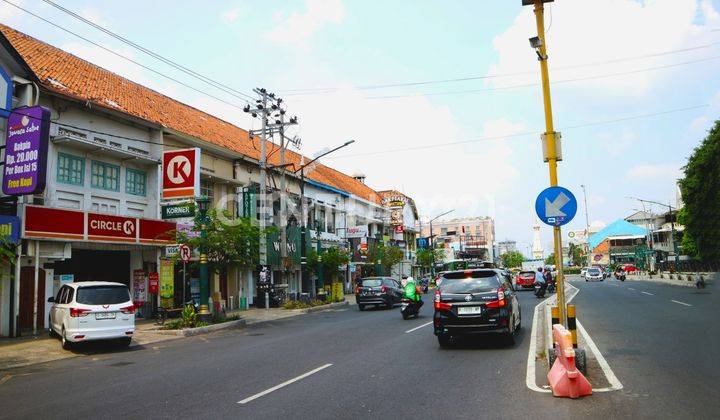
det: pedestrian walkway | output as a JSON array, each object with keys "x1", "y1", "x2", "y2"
[{"x1": 0, "y1": 295, "x2": 356, "y2": 371}]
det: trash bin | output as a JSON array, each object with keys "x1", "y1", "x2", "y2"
[{"x1": 239, "y1": 297, "x2": 247, "y2": 311}]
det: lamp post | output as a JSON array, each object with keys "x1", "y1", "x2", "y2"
[
  {"x1": 195, "y1": 196, "x2": 211, "y2": 318},
  {"x1": 295, "y1": 140, "x2": 355, "y2": 298},
  {"x1": 428, "y1": 209, "x2": 454, "y2": 277},
  {"x1": 580, "y1": 185, "x2": 591, "y2": 267}
]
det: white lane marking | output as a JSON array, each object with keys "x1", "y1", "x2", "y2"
[
  {"x1": 405, "y1": 321, "x2": 433, "y2": 334},
  {"x1": 628, "y1": 288, "x2": 636, "y2": 291},
  {"x1": 576, "y1": 321, "x2": 623, "y2": 392},
  {"x1": 238, "y1": 364, "x2": 333, "y2": 404},
  {"x1": 671, "y1": 299, "x2": 692, "y2": 307},
  {"x1": 641, "y1": 291, "x2": 655, "y2": 296}
]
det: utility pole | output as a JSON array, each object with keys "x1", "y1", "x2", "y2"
[
  {"x1": 525, "y1": 0, "x2": 568, "y2": 326},
  {"x1": 581, "y1": 184, "x2": 591, "y2": 267}
]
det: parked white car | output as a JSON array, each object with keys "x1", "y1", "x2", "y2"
[{"x1": 48, "y1": 282, "x2": 135, "y2": 350}]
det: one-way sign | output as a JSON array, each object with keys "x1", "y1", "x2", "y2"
[{"x1": 535, "y1": 186, "x2": 577, "y2": 227}]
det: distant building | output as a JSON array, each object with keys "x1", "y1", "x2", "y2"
[
  {"x1": 497, "y1": 240, "x2": 517, "y2": 256},
  {"x1": 532, "y1": 222, "x2": 544, "y2": 260},
  {"x1": 418, "y1": 217, "x2": 495, "y2": 262}
]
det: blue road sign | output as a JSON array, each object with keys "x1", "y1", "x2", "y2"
[{"x1": 535, "y1": 186, "x2": 577, "y2": 227}]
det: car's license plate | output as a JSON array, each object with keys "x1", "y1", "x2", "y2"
[
  {"x1": 95, "y1": 312, "x2": 116, "y2": 320},
  {"x1": 458, "y1": 306, "x2": 482, "y2": 315}
]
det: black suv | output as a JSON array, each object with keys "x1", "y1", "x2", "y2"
[
  {"x1": 433, "y1": 269, "x2": 520, "y2": 347},
  {"x1": 356, "y1": 277, "x2": 403, "y2": 310}
]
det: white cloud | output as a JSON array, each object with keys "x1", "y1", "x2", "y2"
[
  {"x1": 266, "y1": 0, "x2": 345, "y2": 45},
  {"x1": 0, "y1": 0, "x2": 25, "y2": 24},
  {"x1": 488, "y1": 0, "x2": 715, "y2": 97},
  {"x1": 221, "y1": 7, "x2": 242, "y2": 23},
  {"x1": 701, "y1": 0, "x2": 719, "y2": 21},
  {"x1": 626, "y1": 163, "x2": 682, "y2": 182}
]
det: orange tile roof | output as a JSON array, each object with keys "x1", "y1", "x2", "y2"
[{"x1": 0, "y1": 23, "x2": 381, "y2": 204}]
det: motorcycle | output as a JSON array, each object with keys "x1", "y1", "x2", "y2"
[
  {"x1": 534, "y1": 282, "x2": 547, "y2": 298},
  {"x1": 547, "y1": 280, "x2": 556, "y2": 293},
  {"x1": 614, "y1": 271, "x2": 626, "y2": 281},
  {"x1": 401, "y1": 298, "x2": 422, "y2": 320}
]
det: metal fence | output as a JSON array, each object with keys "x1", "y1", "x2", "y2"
[{"x1": 657, "y1": 260, "x2": 720, "y2": 273}]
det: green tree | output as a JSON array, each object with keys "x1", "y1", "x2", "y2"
[
  {"x1": 368, "y1": 243, "x2": 404, "y2": 275},
  {"x1": 500, "y1": 250, "x2": 525, "y2": 268},
  {"x1": 545, "y1": 253, "x2": 555, "y2": 266},
  {"x1": 415, "y1": 248, "x2": 445, "y2": 270},
  {"x1": 568, "y1": 243, "x2": 585, "y2": 267},
  {"x1": 177, "y1": 209, "x2": 268, "y2": 275},
  {"x1": 678, "y1": 120, "x2": 720, "y2": 261}
]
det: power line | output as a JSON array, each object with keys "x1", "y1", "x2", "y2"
[
  {"x1": 326, "y1": 104, "x2": 709, "y2": 159},
  {"x1": 280, "y1": 41, "x2": 720, "y2": 95},
  {"x1": 39, "y1": 0, "x2": 256, "y2": 102},
  {"x1": 1, "y1": 0, "x2": 250, "y2": 111},
  {"x1": 363, "y1": 55, "x2": 720, "y2": 100}
]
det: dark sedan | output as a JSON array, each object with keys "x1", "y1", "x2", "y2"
[
  {"x1": 355, "y1": 277, "x2": 403, "y2": 310},
  {"x1": 433, "y1": 269, "x2": 521, "y2": 347}
]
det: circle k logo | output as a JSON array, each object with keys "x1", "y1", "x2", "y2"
[
  {"x1": 123, "y1": 220, "x2": 135, "y2": 235},
  {"x1": 167, "y1": 155, "x2": 192, "y2": 185}
]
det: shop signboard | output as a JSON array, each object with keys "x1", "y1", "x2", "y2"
[
  {"x1": 132, "y1": 269, "x2": 146, "y2": 304},
  {"x1": 346, "y1": 225, "x2": 368, "y2": 238},
  {"x1": 416, "y1": 237, "x2": 429, "y2": 249},
  {"x1": 0, "y1": 215, "x2": 20, "y2": 244},
  {"x1": 3, "y1": 106, "x2": 51, "y2": 196},
  {"x1": 22, "y1": 205, "x2": 176, "y2": 245},
  {"x1": 159, "y1": 260, "x2": 174, "y2": 307},
  {"x1": 162, "y1": 148, "x2": 200, "y2": 199},
  {"x1": 148, "y1": 272, "x2": 159, "y2": 294},
  {"x1": 394, "y1": 225, "x2": 404, "y2": 234},
  {"x1": 165, "y1": 244, "x2": 180, "y2": 257},
  {"x1": 242, "y1": 185, "x2": 256, "y2": 218},
  {"x1": 161, "y1": 202, "x2": 195, "y2": 219},
  {"x1": 176, "y1": 221, "x2": 199, "y2": 239}
]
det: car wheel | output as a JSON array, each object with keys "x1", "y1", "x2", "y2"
[
  {"x1": 61, "y1": 327, "x2": 73, "y2": 350},
  {"x1": 437, "y1": 334, "x2": 453, "y2": 348},
  {"x1": 515, "y1": 309, "x2": 522, "y2": 330},
  {"x1": 386, "y1": 301, "x2": 394, "y2": 310},
  {"x1": 118, "y1": 337, "x2": 132, "y2": 348},
  {"x1": 504, "y1": 323, "x2": 516, "y2": 346},
  {"x1": 358, "y1": 304, "x2": 365, "y2": 311}
]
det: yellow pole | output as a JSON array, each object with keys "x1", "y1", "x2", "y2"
[{"x1": 533, "y1": 0, "x2": 567, "y2": 326}]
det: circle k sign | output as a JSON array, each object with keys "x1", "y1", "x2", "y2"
[{"x1": 162, "y1": 148, "x2": 201, "y2": 200}]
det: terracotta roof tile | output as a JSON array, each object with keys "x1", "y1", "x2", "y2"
[{"x1": 0, "y1": 23, "x2": 380, "y2": 203}]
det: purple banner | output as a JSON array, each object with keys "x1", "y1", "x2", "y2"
[{"x1": 3, "y1": 106, "x2": 50, "y2": 196}]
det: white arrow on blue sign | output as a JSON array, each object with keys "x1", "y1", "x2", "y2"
[{"x1": 535, "y1": 186, "x2": 577, "y2": 227}]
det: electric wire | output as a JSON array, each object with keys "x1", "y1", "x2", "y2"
[
  {"x1": 38, "y1": 0, "x2": 256, "y2": 102},
  {"x1": 280, "y1": 41, "x2": 720, "y2": 95},
  {"x1": 1, "y1": 0, "x2": 250, "y2": 111}
]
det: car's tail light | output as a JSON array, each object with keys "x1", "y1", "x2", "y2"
[
  {"x1": 380, "y1": 285, "x2": 387, "y2": 294},
  {"x1": 73, "y1": 335, "x2": 85, "y2": 339},
  {"x1": 433, "y1": 289, "x2": 451, "y2": 310},
  {"x1": 70, "y1": 308, "x2": 90, "y2": 317},
  {"x1": 355, "y1": 286, "x2": 361, "y2": 294},
  {"x1": 486, "y1": 287, "x2": 507, "y2": 308},
  {"x1": 120, "y1": 304, "x2": 135, "y2": 314}
]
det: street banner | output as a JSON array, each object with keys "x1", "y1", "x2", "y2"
[
  {"x1": 3, "y1": 106, "x2": 50, "y2": 196},
  {"x1": 346, "y1": 225, "x2": 368, "y2": 238},
  {"x1": 132, "y1": 269, "x2": 146, "y2": 304},
  {"x1": 159, "y1": 260, "x2": 174, "y2": 307},
  {"x1": 162, "y1": 148, "x2": 200, "y2": 199},
  {"x1": 148, "y1": 272, "x2": 159, "y2": 294}
]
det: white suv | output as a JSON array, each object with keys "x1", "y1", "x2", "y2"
[{"x1": 48, "y1": 282, "x2": 135, "y2": 350}]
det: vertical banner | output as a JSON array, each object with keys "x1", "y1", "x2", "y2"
[
  {"x1": 132, "y1": 269, "x2": 146, "y2": 304},
  {"x1": 3, "y1": 106, "x2": 51, "y2": 196},
  {"x1": 159, "y1": 260, "x2": 175, "y2": 308},
  {"x1": 148, "y1": 272, "x2": 159, "y2": 294}
]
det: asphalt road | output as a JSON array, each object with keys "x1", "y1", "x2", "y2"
[{"x1": 1, "y1": 277, "x2": 718, "y2": 419}]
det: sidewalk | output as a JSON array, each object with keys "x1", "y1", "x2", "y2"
[
  {"x1": 625, "y1": 271, "x2": 716, "y2": 288},
  {"x1": 0, "y1": 295, "x2": 355, "y2": 372}
]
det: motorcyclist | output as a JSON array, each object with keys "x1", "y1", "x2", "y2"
[
  {"x1": 534, "y1": 267, "x2": 547, "y2": 297},
  {"x1": 402, "y1": 276, "x2": 423, "y2": 308},
  {"x1": 544, "y1": 267, "x2": 555, "y2": 292}
]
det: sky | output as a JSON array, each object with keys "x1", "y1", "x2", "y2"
[{"x1": 2, "y1": 0, "x2": 719, "y2": 256}]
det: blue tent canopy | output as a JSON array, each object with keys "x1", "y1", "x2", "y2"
[{"x1": 588, "y1": 219, "x2": 647, "y2": 250}]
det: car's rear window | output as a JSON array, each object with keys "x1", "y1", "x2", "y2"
[
  {"x1": 440, "y1": 271, "x2": 500, "y2": 293},
  {"x1": 519, "y1": 271, "x2": 535, "y2": 277},
  {"x1": 361, "y1": 279, "x2": 383, "y2": 287},
  {"x1": 76, "y1": 286, "x2": 130, "y2": 305}
]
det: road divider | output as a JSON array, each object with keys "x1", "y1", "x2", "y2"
[
  {"x1": 237, "y1": 363, "x2": 333, "y2": 404},
  {"x1": 567, "y1": 305, "x2": 578, "y2": 349}
]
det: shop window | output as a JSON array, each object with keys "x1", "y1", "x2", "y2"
[
  {"x1": 201, "y1": 180, "x2": 214, "y2": 203},
  {"x1": 57, "y1": 153, "x2": 84, "y2": 185},
  {"x1": 125, "y1": 168, "x2": 147, "y2": 196},
  {"x1": 91, "y1": 161, "x2": 120, "y2": 191}
]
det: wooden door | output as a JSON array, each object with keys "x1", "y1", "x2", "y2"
[{"x1": 19, "y1": 266, "x2": 46, "y2": 330}]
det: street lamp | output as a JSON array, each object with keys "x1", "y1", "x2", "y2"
[
  {"x1": 428, "y1": 209, "x2": 454, "y2": 277},
  {"x1": 195, "y1": 195, "x2": 211, "y2": 318},
  {"x1": 580, "y1": 185, "x2": 591, "y2": 267},
  {"x1": 296, "y1": 140, "x2": 355, "y2": 298}
]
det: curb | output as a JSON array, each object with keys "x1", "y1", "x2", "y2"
[
  {"x1": 627, "y1": 276, "x2": 696, "y2": 288},
  {"x1": 304, "y1": 301, "x2": 349, "y2": 313},
  {"x1": 155, "y1": 318, "x2": 248, "y2": 337}
]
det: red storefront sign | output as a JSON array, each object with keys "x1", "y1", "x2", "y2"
[
  {"x1": 23, "y1": 205, "x2": 175, "y2": 245},
  {"x1": 162, "y1": 148, "x2": 200, "y2": 199},
  {"x1": 394, "y1": 225, "x2": 405, "y2": 234},
  {"x1": 148, "y1": 272, "x2": 159, "y2": 294},
  {"x1": 88, "y1": 213, "x2": 137, "y2": 242}
]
